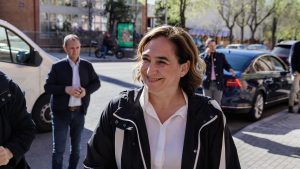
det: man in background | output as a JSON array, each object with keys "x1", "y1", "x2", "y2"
[
  {"x1": 44, "y1": 34, "x2": 100, "y2": 169},
  {"x1": 288, "y1": 41, "x2": 300, "y2": 113}
]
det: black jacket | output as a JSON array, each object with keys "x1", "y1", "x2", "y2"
[
  {"x1": 203, "y1": 52, "x2": 232, "y2": 91},
  {"x1": 84, "y1": 88, "x2": 240, "y2": 169},
  {"x1": 290, "y1": 41, "x2": 300, "y2": 73},
  {"x1": 0, "y1": 71, "x2": 36, "y2": 169},
  {"x1": 44, "y1": 58, "x2": 100, "y2": 114}
]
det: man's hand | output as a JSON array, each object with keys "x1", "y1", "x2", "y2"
[
  {"x1": 230, "y1": 68, "x2": 236, "y2": 77},
  {"x1": 65, "y1": 86, "x2": 82, "y2": 98},
  {"x1": 78, "y1": 87, "x2": 86, "y2": 98},
  {"x1": 0, "y1": 146, "x2": 13, "y2": 166},
  {"x1": 65, "y1": 86, "x2": 86, "y2": 98}
]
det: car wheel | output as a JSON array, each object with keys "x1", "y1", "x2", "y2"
[
  {"x1": 32, "y1": 94, "x2": 52, "y2": 132},
  {"x1": 94, "y1": 49, "x2": 103, "y2": 58},
  {"x1": 249, "y1": 92, "x2": 264, "y2": 121}
]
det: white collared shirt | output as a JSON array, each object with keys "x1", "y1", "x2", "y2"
[
  {"x1": 68, "y1": 56, "x2": 82, "y2": 107},
  {"x1": 139, "y1": 87, "x2": 188, "y2": 169}
]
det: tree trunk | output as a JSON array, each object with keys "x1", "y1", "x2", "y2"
[
  {"x1": 250, "y1": 27, "x2": 257, "y2": 43},
  {"x1": 240, "y1": 26, "x2": 244, "y2": 43},
  {"x1": 271, "y1": 16, "x2": 277, "y2": 48},
  {"x1": 229, "y1": 28, "x2": 234, "y2": 43}
]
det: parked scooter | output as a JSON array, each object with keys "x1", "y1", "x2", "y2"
[
  {"x1": 94, "y1": 42, "x2": 124, "y2": 59},
  {"x1": 94, "y1": 32, "x2": 124, "y2": 59}
]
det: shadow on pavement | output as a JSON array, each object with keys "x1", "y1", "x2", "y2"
[
  {"x1": 26, "y1": 128, "x2": 93, "y2": 169},
  {"x1": 237, "y1": 132, "x2": 300, "y2": 158},
  {"x1": 100, "y1": 74, "x2": 141, "y2": 89},
  {"x1": 245, "y1": 112, "x2": 300, "y2": 135}
]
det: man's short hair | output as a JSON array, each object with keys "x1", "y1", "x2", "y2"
[
  {"x1": 63, "y1": 34, "x2": 80, "y2": 47},
  {"x1": 205, "y1": 38, "x2": 215, "y2": 45}
]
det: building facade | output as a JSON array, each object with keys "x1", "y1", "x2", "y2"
[{"x1": 0, "y1": 0, "x2": 147, "y2": 48}]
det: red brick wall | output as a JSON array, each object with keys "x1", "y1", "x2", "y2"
[{"x1": 0, "y1": 0, "x2": 39, "y2": 38}]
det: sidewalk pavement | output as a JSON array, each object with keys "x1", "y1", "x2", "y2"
[{"x1": 233, "y1": 110, "x2": 300, "y2": 169}]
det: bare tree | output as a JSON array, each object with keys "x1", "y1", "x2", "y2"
[
  {"x1": 155, "y1": 0, "x2": 208, "y2": 27},
  {"x1": 236, "y1": 0, "x2": 251, "y2": 43},
  {"x1": 270, "y1": 0, "x2": 291, "y2": 48},
  {"x1": 217, "y1": 0, "x2": 242, "y2": 43},
  {"x1": 179, "y1": 0, "x2": 187, "y2": 27},
  {"x1": 247, "y1": 0, "x2": 274, "y2": 43}
]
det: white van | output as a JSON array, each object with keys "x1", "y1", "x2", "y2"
[{"x1": 0, "y1": 19, "x2": 56, "y2": 132}]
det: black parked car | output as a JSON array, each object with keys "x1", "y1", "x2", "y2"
[
  {"x1": 271, "y1": 40, "x2": 297, "y2": 65},
  {"x1": 200, "y1": 49, "x2": 292, "y2": 120}
]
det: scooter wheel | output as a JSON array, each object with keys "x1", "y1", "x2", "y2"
[
  {"x1": 95, "y1": 49, "x2": 103, "y2": 58},
  {"x1": 115, "y1": 51, "x2": 124, "y2": 59}
]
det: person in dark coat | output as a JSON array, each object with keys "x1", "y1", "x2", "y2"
[
  {"x1": 83, "y1": 26, "x2": 240, "y2": 169},
  {"x1": 288, "y1": 41, "x2": 300, "y2": 113},
  {"x1": 203, "y1": 38, "x2": 236, "y2": 105},
  {"x1": 0, "y1": 71, "x2": 36, "y2": 169},
  {"x1": 44, "y1": 34, "x2": 100, "y2": 169}
]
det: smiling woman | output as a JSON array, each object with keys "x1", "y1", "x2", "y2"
[{"x1": 84, "y1": 26, "x2": 241, "y2": 169}]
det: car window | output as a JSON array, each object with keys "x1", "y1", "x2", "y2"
[
  {"x1": 228, "y1": 46, "x2": 237, "y2": 49},
  {"x1": 269, "y1": 56, "x2": 286, "y2": 72},
  {"x1": 272, "y1": 45, "x2": 291, "y2": 57},
  {"x1": 6, "y1": 30, "x2": 31, "y2": 65},
  {"x1": 0, "y1": 26, "x2": 11, "y2": 62},
  {"x1": 224, "y1": 53, "x2": 252, "y2": 71},
  {"x1": 253, "y1": 56, "x2": 273, "y2": 72}
]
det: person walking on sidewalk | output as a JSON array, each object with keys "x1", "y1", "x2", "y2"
[
  {"x1": 202, "y1": 38, "x2": 236, "y2": 105},
  {"x1": 84, "y1": 26, "x2": 240, "y2": 169},
  {"x1": 0, "y1": 71, "x2": 36, "y2": 169},
  {"x1": 288, "y1": 41, "x2": 300, "y2": 113},
  {"x1": 44, "y1": 34, "x2": 100, "y2": 169}
]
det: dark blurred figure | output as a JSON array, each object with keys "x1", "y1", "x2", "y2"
[
  {"x1": 288, "y1": 41, "x2": 300, "y2": 113},
  {"x1": 0, "y1": 71, "x2": 35, "y2": 169},
  {"x1": 100, "y1": 32, "x2": 113, "y2": 58}
]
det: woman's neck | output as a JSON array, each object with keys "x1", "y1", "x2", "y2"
[{"x1": 149, "y1": 89, "x2": 186, "y2": 123}]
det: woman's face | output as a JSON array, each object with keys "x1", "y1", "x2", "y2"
[{"x1": 140, "y1": 36, "x2": 189, "y2": 96}]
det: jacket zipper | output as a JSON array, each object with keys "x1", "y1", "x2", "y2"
[
  {"x1": 193, "y1": 115, "x2": 218, "y2": 169},
  {"x1": 0, "y1": 90, "x2": 8, "y2": 96},
  {"x1": 113, "y1": 113, "x2": 147, "y2": 169}
]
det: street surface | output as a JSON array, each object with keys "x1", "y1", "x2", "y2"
[{"x1": 26, "y1": 61, "x2": 284, "y2": 168}]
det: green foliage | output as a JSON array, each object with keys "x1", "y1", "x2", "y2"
[
  {"x1": 267, "y1": 0, "x2": 300, "y2": 40},
  {"x1": 154, "y1": 0, "x2": 208, "y2": 27},
  {"x1": 154, "y1": 0, "x2": 168, "y2": 26},
  {"x1": 104, "y1": 0, "x2": 133, "y2": 34}
]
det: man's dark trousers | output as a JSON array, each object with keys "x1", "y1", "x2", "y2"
[{"x1": 52, "y1": 109, "x2": 84, "y2": 169}]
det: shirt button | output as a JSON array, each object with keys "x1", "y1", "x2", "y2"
[
  {"x1": 115, "y1": 120, "x2": 119, "y2": 124},
  {"x1": 1, "y1": 98, "x2": 5, "y2": 102},
  {"x1": 7, "y1": 94, "x2": 11, "y2": 97}
]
